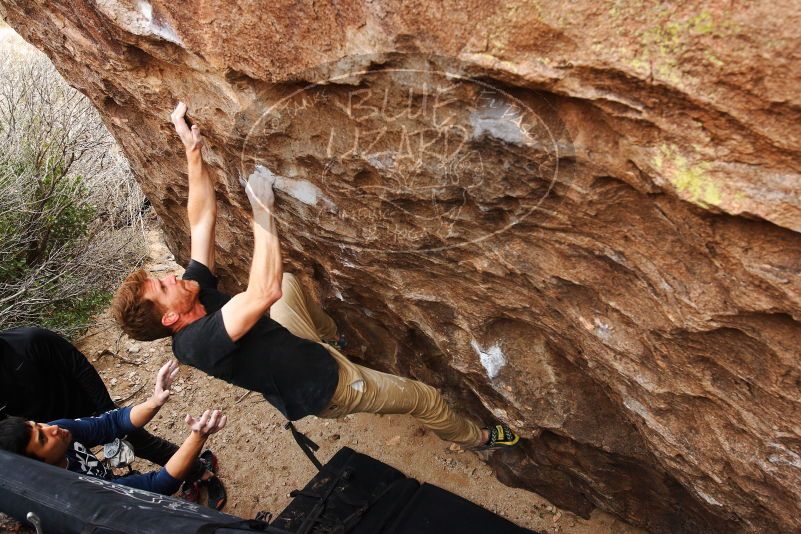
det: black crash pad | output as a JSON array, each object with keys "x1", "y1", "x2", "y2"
[
  {"x1": 273, "y1": 447, "x2": 536, "y2": 534},
  {"x1": 0, "y1": 446, "x2": 537, "y2": 533}
]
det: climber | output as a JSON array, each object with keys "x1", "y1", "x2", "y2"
[
  {"x1": 0, "y1": 326, "x2": 226, "y2": 508},
  {"x1": 0, "y1": 359, "x2": 227, "y2": 497},
  {"x1": 111, "y1": 102, "x2": 519, "y2": 452}
]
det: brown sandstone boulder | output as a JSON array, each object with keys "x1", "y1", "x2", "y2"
[{"x1": 1, "y1": 1, "x2": 799, "y2": 532}]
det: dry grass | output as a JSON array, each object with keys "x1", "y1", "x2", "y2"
[{"x1": 0, "y1": 38, "x2": 148, "y2": 336}]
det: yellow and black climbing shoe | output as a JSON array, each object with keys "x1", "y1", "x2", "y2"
[{"x1": 476, "y1": 423, "x2": 520, "y2": 450}]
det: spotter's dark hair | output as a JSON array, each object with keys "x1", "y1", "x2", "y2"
[{"x1": 0, "y1": 416, "x2": 32, "y2": 457}]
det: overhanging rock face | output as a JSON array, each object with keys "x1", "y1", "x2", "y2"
[{"x1": 2, "y1": 2, "x2": 800, "y2": 532}]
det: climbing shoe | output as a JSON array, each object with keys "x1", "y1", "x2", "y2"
[
  {"x1": 202, "y1": 475, "x2": 227, "y2": 511},
  {"x1": 324, "y1": 333, "x2": 347, "y2": 351},
  {"x1": 197, "y1": 449, "x2": 226, "y2": 510},
  {"x1": 178, "y1": 480, "x2": 201, "y2": 503},
  {"x1": 475, "y1": 423, "x2": 520, "y2": 450}
]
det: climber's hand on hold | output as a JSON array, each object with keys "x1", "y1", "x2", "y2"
[
  {"x1": 239, "y1": 170, "x2": 276, "y2": 224},
  {"x1": 171, "y1": 101, "x2": 203, "y2": 153}
]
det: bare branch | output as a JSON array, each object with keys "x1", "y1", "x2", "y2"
[{"x1": 0, "y1": 53, "x2": 148, "y2": 336}]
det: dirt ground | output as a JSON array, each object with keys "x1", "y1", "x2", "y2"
[{"x1": 53, "y1": 229, "x2": 639, "y2": 534}]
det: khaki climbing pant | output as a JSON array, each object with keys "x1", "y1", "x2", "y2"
[{"x1": 269, "y1": 273, "x2": 484, "y2": 447}]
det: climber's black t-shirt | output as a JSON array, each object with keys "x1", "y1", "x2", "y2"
[{"x1": 172, "y1": 261, "x2": 338, "y2": 420}]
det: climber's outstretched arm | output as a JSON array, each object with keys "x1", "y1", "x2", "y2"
[
  {"x1": 220, "y1": 171, "x2": 283, "y2": 342},
  {"x1": 171, "y1": 102, "x2": 217, "y2": 272}
]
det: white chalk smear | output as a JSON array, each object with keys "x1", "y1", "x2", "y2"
[
  {"x1": 470, "y1": 340, "x2": 506, "y2": 379},
  {"x1": 470, "y1": 102, "x2": 532, "y2": 146},
  {"x1": 138, "y1": 0, "x2": 152, "y2": 20},
  {"x1": 767, "y1": 442, "x2": 801, "y2": 469},
  {"x1": 696, "y1": 490, "x2": 722, "y2": 507},
  {"x1": 282, "y1": 179, "x2": 323, "y2": 205},
  {"x1": 593, "y1": 318, "x2": 613, "y2": 341},
  {"x1": 137, "y1": 0, "x2": 183, "y2": 45},
  {"x1": 249, "y1": 165, "x2": 336, "y2": 210},
  {"x1": 96, "y1": 0, "x2": 183, "y2": 45}
]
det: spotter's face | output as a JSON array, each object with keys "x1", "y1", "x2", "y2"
[{"x1": 25, "y1": 421, "x2": 71, "y2": 465}]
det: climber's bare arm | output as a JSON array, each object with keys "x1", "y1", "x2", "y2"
[
  {"x1": 220, "y1": 172, "x2": 283, "y2": 342},
  {"x1": 171, "y1": 102, "x2": 217, "y2": 272}
]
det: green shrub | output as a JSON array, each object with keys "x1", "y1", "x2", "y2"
[{"x1": 0, "y1": 54, "x2": 147, "y2": 336}]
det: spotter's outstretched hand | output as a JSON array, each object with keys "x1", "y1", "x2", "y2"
[
  {"x1": 185, "y1": 409, "x2": 227, "y2": 437},
  {"x1": 151, "y1": 359, "x2": 179, "y2": 407},
  {"x1": 171, "y1": 101, "x2": 203, "y2": 152}
]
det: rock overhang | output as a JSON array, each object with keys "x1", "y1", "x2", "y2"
[{"x1": 2, "y1": 2, "x2": 800, "y2": 532}]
